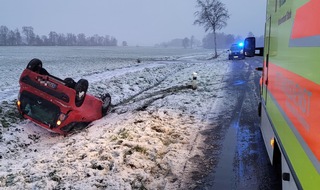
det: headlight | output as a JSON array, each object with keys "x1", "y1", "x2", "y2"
[
  {"x1": 56, "y1": 113, "x2": 67, "y2": 126},
  {"x1": 17, "y1": 93, "x2": 21, "y2": 107},
  {"x1": 57, "y1": 120, "x2": 62, "y2": 126}
]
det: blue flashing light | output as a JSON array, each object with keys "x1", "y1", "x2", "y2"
[{"x1": 238, "y1": 42, "x2": 244, "y2": 47}]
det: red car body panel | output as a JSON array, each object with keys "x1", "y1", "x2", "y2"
[{"x1": 17, "y1": 68, "x2": 103, "y2": 135}]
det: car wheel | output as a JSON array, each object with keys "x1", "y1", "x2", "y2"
[
  {"x1": 27, "y1": 58, "x2": 42, "y2": 72},
  {"x1": 75, "y1": 79, "x2": 89, "y2": 107},
  {"x1": 64, "y1": 78, "x2": 76, "y2": 88},
  {"x1": 101, "y1": 93, "x2": 111, "y2": 116}
]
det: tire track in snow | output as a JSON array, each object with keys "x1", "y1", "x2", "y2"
[{"x1": 111, "y1": 65, "x2": 190, "y2": 109}]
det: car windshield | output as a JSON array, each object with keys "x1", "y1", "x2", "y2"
[
  {"x1": 230, "y1": 44, "x2": 242, "y2": 51},
  {"x1": 20, "y1": 91, "x2": 60, "y2": 127}
]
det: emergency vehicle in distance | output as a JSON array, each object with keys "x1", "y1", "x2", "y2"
[
  {"x1": 228, "y1": 43, "x2": 245, "y2": 60},
  {"x1": 244, "y1": 0, "x2": 320, "y2": 189},
  {"x1": 17, "y1": 58, "x2": 111, "y2": 135}
]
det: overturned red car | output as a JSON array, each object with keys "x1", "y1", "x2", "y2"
[{"x1": 17, "y1": 58, "x2": 111, "y2": 135}]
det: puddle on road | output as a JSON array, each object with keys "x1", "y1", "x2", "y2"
[
  {"x1": 212, "y1": 98, "x2": 244, "y2": 189},
  {"x1": 212, "y1": 118, "x2": 238, "y2": 189},
  {"x1": 233, "y1": 80, "x2": 246, "y2": 86}
]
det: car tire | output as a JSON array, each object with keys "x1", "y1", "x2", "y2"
[
  {"x1": 75, "y1": 79, "x2": 89, "y2": 107},
  {"x1": 64, "y1": 78, "x2": 76, "y2": 89},
  {"x1": 27, "y1": 58, "x2": 43, "y2": 72},
  {"x1": 101, "y1": 93, "x2": 111, "y2": 116}
]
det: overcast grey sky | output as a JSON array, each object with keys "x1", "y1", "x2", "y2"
[{"x1": 1, "y1": 0, "x2": 266, "y2": 46}]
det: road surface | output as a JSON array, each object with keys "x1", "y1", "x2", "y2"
[{"x1": 181, "y1": 57, "x2": 282, "y2": 190}]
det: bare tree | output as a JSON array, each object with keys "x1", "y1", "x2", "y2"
[
  {"x1": 22, "y1": 26, "x2": 35, "y2": 45},
  {"x1": 122, "y1": 41, "x2": 128, "y2": 46},
  {"x1": 182, "y1": 37, "x2": 190, "y2": 48},
  {"x1": 15, "y1": 29, "x2": 22, "y2": 45},
  {"x1": 7, "y1": 30, "x2": 16, "y2": 45},
  {"x1": 0, "y1": 26, "x2": 9, "y2": 45},
  {"x1": 77, "y1": 33, "x2": 86, "y2": 46},
  {"x1": 49, "y1": 31, "x2": 58, "y2": 46},
  {"x1": 41, "y1": 35, "x2": 49, "y2": 45},
  {"x1": 34, "y1": 35, "x2": 43, "y2": 45},
  {"x1": 194, "y1": 0, "x2": 229, "y2": 58},
  {"x1": 190, "y1": 35, "x2": 195, "y2": 48},
  {"x1": 66, "y1": 33, "x2": 77, "y2": 46}
]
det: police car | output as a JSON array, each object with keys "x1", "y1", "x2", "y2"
[{"x1": 228, "y1": 43, "x2": 245, "y2": 60}]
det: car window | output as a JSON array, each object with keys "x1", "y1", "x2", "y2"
[
  {"x1": 20, "y1": 91, "x2": 60, "y2": 127},
  {"x1": 230, "y1": 44, "x2": 242, "y2": 51}
]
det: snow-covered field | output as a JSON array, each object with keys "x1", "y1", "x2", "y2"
[{"x1": 0, "y1": 47, "x2": 231, "y2": 189}]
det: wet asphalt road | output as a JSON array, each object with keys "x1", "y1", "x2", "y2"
[{"x1": 184, "y1": 57, "x2": 281, "y2": 190}]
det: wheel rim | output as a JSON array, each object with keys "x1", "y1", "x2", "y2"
[{"x1": 103, "y1": 97, "x2": 111, "y2": 109}]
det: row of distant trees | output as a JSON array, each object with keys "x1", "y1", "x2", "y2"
[
  {"x1": 157, "y1": 32, "x2": 264, "y2": 49},
  {"x1": 0, "y1": 25, "x2": 264, "y2": 48},
  {"x1": 202, "y1": 32, "x2": 264, "y2": 49},
  {"x1": 156, "y1": 35, "x2": 201, "y2": 48},
  {"x1": 0, "y1": 25, "x2": 118, "y2": 46}
]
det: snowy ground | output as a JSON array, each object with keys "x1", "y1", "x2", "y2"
[{"x1": 0, "y1": 49, "x2": 232, "y2": 189}]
